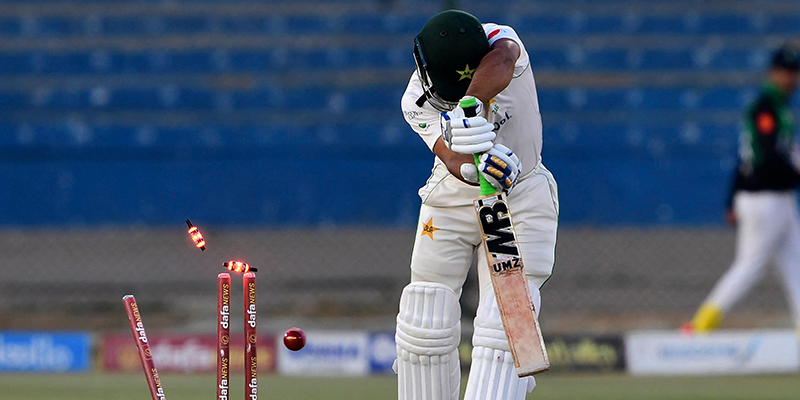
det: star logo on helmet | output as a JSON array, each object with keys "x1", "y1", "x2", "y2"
[{"x1": 456, "y1": 64, "x2": 476, "y2": 81}]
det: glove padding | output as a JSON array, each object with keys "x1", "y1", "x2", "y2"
[
  {"x1": 478, "y1": 144, "x2": 521, "y2": 194},
  {"x1": 440, "y1": 98, "x2": 495, "y2": 154}
]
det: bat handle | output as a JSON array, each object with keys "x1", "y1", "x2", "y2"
[{"x1": 459, "y1": 97, "x2": 497, "y2": 196}]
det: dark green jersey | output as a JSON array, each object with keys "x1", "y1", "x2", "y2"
[{"x1": 728, "y1": 82, "x2": 800, "y2": 208}]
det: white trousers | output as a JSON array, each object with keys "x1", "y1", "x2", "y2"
[
  {"x1": 705, "y1": 191, "x2": 800, "y2": 328},
  {"x1": 409, "y1": 164, "x2": 559, "y2": 301}
]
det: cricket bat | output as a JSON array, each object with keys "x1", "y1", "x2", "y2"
[{"x1": 462, "y1": 97, "x2": 549, "y2": 377}]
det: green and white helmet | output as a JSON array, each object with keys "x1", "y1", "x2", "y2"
[{"x1": 413, "y1": 10, "x2": 490, "y2": 111}]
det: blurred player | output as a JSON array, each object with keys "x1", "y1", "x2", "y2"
[
  {"x1": 686, "y1": 44, "x2": 800, "y2": 334},
  {"x1": 394, "y1": 10, "x2": 558, "y2": 400}
]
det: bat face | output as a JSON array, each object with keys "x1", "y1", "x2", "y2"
[
  {"x1": 477, "y1": 194, "x2": 520, "y2": 257},
  {"x1": 475, "y1": 192, "x2": 550, "y2": 376}
]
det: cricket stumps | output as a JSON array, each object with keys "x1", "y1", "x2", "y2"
[{"x1": 123, "y1": 295, "x2": 167, "y2": 400}]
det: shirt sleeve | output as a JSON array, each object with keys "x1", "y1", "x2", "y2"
[
  {"x1": 482, "y1": 23, "x2": 530, "y2": 77},
  {"x1": 401, "y1": 72, "x2": 442, "y2": 150}
]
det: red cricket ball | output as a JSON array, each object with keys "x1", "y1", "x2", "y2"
[{"x1": 283, "y1": 327, "x2": 306, "y2": 351}]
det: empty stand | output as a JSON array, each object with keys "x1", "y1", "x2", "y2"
[{"x1": 0, "y1": 0, "x2": 796, "y2": 226}]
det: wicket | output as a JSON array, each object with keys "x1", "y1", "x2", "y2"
[
  {"x1": 218, "y1": 271, "x2": 258, "y2": 400},
  {"x1": 125, "y1": 272, "x2": 257, "y2": 400},
  {"x1": 243, "y1": 272, "x2": 258, "y2": 400},
  {"x1": 217, "y1": 273, "x2": 231, "y2": 400},
  {"x1": 123, "y1": 295, "x2": 167, "y2": 400}
]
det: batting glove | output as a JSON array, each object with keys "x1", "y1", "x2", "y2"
[
  {"x1": 440, "y1": 98, "x2": 495, "y2": 155},
  {"x1": 478, "y1": 144, "x2": 521, "y2": 194}
]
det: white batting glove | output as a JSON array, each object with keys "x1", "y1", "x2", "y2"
[
  {"x1": 440, "y1": 98, "x2": 495, "y2": 154},
  {"x1": 478, "y1": 144, "x2": 521, "y2": 194}
]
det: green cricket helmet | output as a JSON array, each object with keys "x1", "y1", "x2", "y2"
[{"x1": 413, "y1": 10, "x2": 490, "y2": 111}]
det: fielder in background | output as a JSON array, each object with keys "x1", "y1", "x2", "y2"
[
  {"x1": 686, "y1": 44, "x2": 800, "y2": 334},
  {"x1": 395, "y1": 9, "x2": 558, "y2": 400}
]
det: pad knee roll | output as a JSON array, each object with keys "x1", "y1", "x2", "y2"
[{"x1": 395, "y1": 282, "x2": 461, "y2": 400}]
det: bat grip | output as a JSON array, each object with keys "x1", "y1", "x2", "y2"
[{"x1": 459, "y1": 97, "x2": 497, "y2": 196}]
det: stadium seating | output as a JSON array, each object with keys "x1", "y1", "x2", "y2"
[{"x1": 1, "y1": 0, "x2": 796, "y2": 226}]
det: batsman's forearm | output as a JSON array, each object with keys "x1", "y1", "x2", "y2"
[
  {"x1": 433, "y1": 137, "x2": 480, "y2": 186},
  {"x1": 465, "y1": 39, "x2": 519, "y2": 105}
]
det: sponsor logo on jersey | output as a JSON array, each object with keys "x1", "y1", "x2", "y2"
[
  {"x1": 493, "y1": 111, "x2": 513, "y2": 132},
  {"x1": 404, "y1": 110, "x2": 425, "y2": 120}
]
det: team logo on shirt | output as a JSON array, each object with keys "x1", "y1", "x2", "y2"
[
  {"x1": 456, "y1": 64, "x2": 476, "y2": 81},
  {"x1": 488, "y1": 99, "x2": 499, "y2": 115},
  {"x1": 756, "y1": 111, "x2": 775, "y2": 135},
  {"x1": 420, "y1": 217, "x2": 439, "y2": 240}
]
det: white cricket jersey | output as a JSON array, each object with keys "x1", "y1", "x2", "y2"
[{"x1": 401, "y1": 23, "x2": 543, "y2": 207}]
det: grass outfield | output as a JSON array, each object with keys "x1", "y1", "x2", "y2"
[{"x1": 1, "y1": 372, "x2": 800, "y2": 399}]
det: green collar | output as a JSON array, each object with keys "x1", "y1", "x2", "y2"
[{"x1": 763, "y1": 81, "x2": 788, "y2": 104}]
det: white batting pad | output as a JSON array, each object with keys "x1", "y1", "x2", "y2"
[
  {"x1": 464, "y1": 289, "x2": 536, "y2": 400},
  {"x1": 395, "y1": 282, "x2": 461, "y2": 400}
]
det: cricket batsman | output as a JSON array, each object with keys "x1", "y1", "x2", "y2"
[{"x1": 394, "y1": 10, "x2": 558, "y2": 400}]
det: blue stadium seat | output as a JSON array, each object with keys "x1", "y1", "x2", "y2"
[
  {"x1": 515, "y1": 15, "x2": 573, "y2": 35},
  {"x1": 85, "y1": 125, "x2": 141, "y2": 147},
  {"x1": 284, "y1": 15, "x2": 330, "y2": 34},
  {"x1": 709, "y1": 49, "x2": 755, "y2": 70},
  {"x1": 101, "y1": 17, "x2": 147, "y2": 36},
  {"x1": 284, "y1": 87, "x2": 328, "y2": 110},
  {"x1": 0, "y1": 90, "x2": 26, "y2": 109},
  {"x1": 38, "y1": 53, "x2": 93, "y2": 74},
  {"x1": 167, "y1": 51, "x2": 217, "y2": 73},
  {"x1": 581, "y1": 15, "x2": 625, "y2": 34},
  {"x1": 39, "y1": 88, "x2": 91, "y2": 110},
  {"x1": 178, "y1": 88, "x2": 217, "y2": 110},
  {"x1": 640, "y1": 50, "x2": 694, "y2": 69},
  {"x1": 339, "y1": 15, "x2": 386, "y2": 34},
  {"x1": 0, "y1": 18, "x2": 20, "y2": 35},
  {"x1": 161, "y1": 16, "x2": 209, "y2": 34},
  {"x1": 536, "y1": 88, "x2": 570, "y2": 112},
  {"x1": 215, "y1": 16, "x2": 271, "y2": 34},
  {"x1": 699, "y1": 87, "x2": 748, "y2": 110},
  {"x1": 30, "y1": 17, "x2": 83, "y2": 37},
  {"x1": 697, "y1": 15, "x2": 755, "y2": 35},
  {"x1": 344, "y1": 87, "x2": 394, "y2": 111},
  {"x1": 106, "y1": 51, "x2": 151, "y2": 74},
  {"x1": 634, "y1": 88, "x2": 685, "y2": 110},
  {"x1": 582, "y1": 88, "x2": 629, "y2": 111},
  {"x1": 110, "y1": 88, "x2": 164, "y2": 110},
  {"x1": 529, "y1": 49, "x2": 570, "y2": 70},
  {"x1": 228, "y1": 50, "x2": 274, "y2": 71},
  {"x1": 585, "y1": 49, "x2": 629, "y2": 70},
  {"x1": 232, "y1": 88, "x2": 280, "y2": 110},
  {"x1": 0, "y1": 52, "x2": 35, "y2": 73},
  {"x1": 636, "y1": 16, "x2": 686, "y2": 34},
  {"x1": 765, "y1": 15, "x2": 800, "y2": 34}
]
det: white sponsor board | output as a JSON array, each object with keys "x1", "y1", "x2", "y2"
[
  {"x1": 278, "y1": 330, "x2": 369, "y2": 376},
  {"x1": 626, "y1": 329, "x2": 800, "y2": 376}
]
